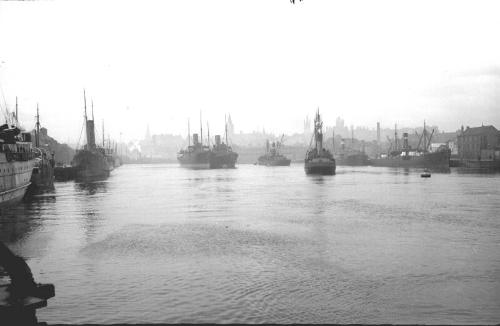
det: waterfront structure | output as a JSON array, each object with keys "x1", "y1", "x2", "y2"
[
  {"x1": 0, "y1": 126, "x2": 35, "y2": 207},
  {"x1": 28, "y1": 105, "x2": 55, "y2": 194},
  {"x1": 257, "y1": 136, "x2": 291, "y2": 166},
  {"x1": 304, "y1": 109, "x2": 336, "y2": 175},
  {"x1": 457, "y1": 125, "x2": 500, "y2": 169},
  {"x1": 71, "y1": 91, "x2": 112, "y2": 180},
  {"x1": 371, "y1": 121, "x2": 450, "y2": 169},
  {"x1": 336, "y1": 149, "x2": 370, "y2": 166}
]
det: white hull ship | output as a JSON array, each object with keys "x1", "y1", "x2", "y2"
[{"x1": 0, "y1": 125, "x2": 35, "y2": 207}]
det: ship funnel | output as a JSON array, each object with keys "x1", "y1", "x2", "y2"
[
  {"x1": 403, "y1": 132, "x2": 409, "y2": 151},
  {"x1": 192, "y1": 133, "x2": 199, "y2": 145},
  {"x1": 215, "y1": 135, "x2": 221, "y2": 146},
  {"x1": 86, "y1": 120, "x2": 96, "y2": 149}
]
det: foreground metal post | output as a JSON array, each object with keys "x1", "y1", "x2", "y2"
[{"x1": 0, "y1": 242, "x2": 54, "y2": 326}]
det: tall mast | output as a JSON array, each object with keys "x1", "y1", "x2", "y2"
[
  {"x1": 91, "y1": 99, "x2": 94, "y2": 121},
  {"x1": 225, "y1": 114, "x2": 228, "y2": 145},
  {"x1": 83, "y1": 89, "x2": 87, "y2": 121},
  {"x1": 15, "y1": 96, "x2": 18, "y2": 124},
  {"x1": 207, "y1": 122, "x2": 210, "y2": 146},
  {"x1": 35, "y1": 103, "x2": 40, "y2": 148}
]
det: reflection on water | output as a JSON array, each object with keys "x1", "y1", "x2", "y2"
[
  {"x1": 75, "y1": 180, "x2": 108, "y2": 195},
  {"x1": 0, "y1": 164, "x2": 499, "y2": 324}
]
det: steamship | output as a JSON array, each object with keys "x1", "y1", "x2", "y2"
[
  {"x1": 0, "y1": 124, "x2": 36, "y2": 207},
  {"x1": 71, "y1": 91, "x2": 112, "y2": 180},
  {"x1": 371, "y1": 122, "x2": 450, "y2": 169},
  {"x1": 304, "y1": 109, "x2": 336, "y2": 175},
  {"x1": 177, "y1": 116, "x2": 238, "y2": 169}
]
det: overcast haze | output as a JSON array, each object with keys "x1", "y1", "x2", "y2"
[{"x1": 1, "y1": 0, "x2": 499, "y2": 144}]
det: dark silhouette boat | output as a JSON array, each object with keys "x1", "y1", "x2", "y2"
[
  {"x1": 177, "y1": 115, "x2": 238, "y2": 169},
  {"x1": 304, "y1": 109, "x2": 336, "y2": 175},
  {"x1": 71, "y1": 91, "x2": 112, "y2": 180},
  {"x1": 27, "y1": 105, "x2": 55, "y2": 194}
]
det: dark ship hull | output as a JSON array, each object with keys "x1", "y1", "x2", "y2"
[
  {"x1": 257, "y1": 155, "x2": 291, "y2": 166},
  {"x1": 54, "y1": 165, "x2": 78, "y2": 181},
  {"x1": 304, "y1": 158, "x2": 336, "y2": 175},
  {"x1": 177, "y1": 151, "x2": 211, "y2": 169},
  {"x1": 210, "y1": 151, "x2": 238, "y2": 168},
  {"x1": 178, "y1": 150, "x2": 238, "y2": 169},
  {"x1": 72, "y1": 150, "x2": 112, "y2": 180},
  {"x1": 27, "y1": 159, "x2": 55, "y2": 194},
  {"x1": 371, "y1": 150, "x2": 450, "y2": 169},
  {"x1": 304, "y1": 109, "x2": 336, "y2": 175},
  {"x1": 336, "y1": 152, "x2": 370, "y2": 166}
]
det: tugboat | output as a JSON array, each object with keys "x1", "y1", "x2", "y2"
[
  {"x1": 0, "y1": 105, "x2": 36, "y2": 206},
  {"x1": 71, "y1": 91, "x2": 112, "y2": 180},
  {"x1": 27, "y1": 105, "x2": 55, "y2": 194},
  {"x1": 257, "y1": 135, "x2": 291, "y2": 166},
  {"x1": 371, "y1": 122, "x2": 450, "y2": 169},
  {"x1": 304, "y1": 109, "x2": 336, "y2": 175}
]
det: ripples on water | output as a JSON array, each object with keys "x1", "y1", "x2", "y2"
[{"x1": 1, "y1": 164, "x2": 499, "y2": 323}]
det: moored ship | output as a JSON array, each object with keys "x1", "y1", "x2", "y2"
[
  {"x1": 71, "y1": 91, "x2": 112, "y2": 180},
  {"x1": 27, "y1": 105, "x2": 55, "y2": 194},
  {"x1": 371, "y1": 122, "x2": 450, "y2": 169},
  {"x1": 178, "y1": 115, "x2": 238, "y2": 169},
  {"x1": 29, "y1": 148, "x2": 55, "y2": 193},
  {"x1": 210, "y1": 134, "x2": 238, "y2": 168},
  {"x1": 177, "y1": 132, "x2": 212, "y2": 169},
  {"x1": 0, "y1": 124, "x2": 36, "y2": 207},
  {"x1": 304, "y1": 109, "x2": 336, "y2": 175},
  {"x1": 257, "y1": 136, "x2": 291, "y2": 166}
]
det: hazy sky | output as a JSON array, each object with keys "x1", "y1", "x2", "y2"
[{"x1": 1, "y1": 0, "x2": 499, "y2": 143}]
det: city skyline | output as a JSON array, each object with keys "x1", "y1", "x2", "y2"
[{"x1": 1, "y1": 0, "x2": 499, "y2": 143}]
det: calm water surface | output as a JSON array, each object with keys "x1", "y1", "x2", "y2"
[{"x1": 1, "y1": 164, "x2": 499, "y2": 324}]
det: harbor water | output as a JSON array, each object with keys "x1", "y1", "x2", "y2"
[{"x1": 1, "y1": 164, "x2": 499, "y2": 324}]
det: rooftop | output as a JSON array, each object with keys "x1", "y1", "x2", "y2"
[{"x1": 461, "y1": 125, "x2": 498, "y2": 136}]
